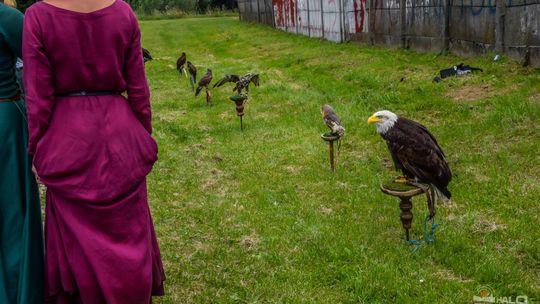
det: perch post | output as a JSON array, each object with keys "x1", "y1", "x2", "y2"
[
  {"x1": 230, "y1": 94, "x2": 247, "y2": 131},
  {"x1": 320, "y1": 133, "x2": 340, "y2": 172},
  {"x1": 380, "y1": 180, "x2": 425, "y2": 241}
]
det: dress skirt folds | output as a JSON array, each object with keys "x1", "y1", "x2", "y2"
[
  {"x1": 36, "y1": 95, "x2": 164, "y2": 303},
  {"x1": 22, "y1": 1, "x2": 165, "y2": 303},
  {"x1": 0, "y1": 99, "x2": 44, "y2": 304}
]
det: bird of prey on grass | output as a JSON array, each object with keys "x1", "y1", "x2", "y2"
[
  {"x1": 214, "y1": 73, "x2": 259, "y2": 95},
  {"x1": 187, "y1": 61, "x2": 197, "y2": 91},
  {"x1": 176, "y1": 52, "x2": 187, "y2": 78},
  {"x1": 195, "y1": 69, "x2": 213, "y2": 104},
  {"x1": 142, "y1": 48, "x2": 152, "y2": 63}
]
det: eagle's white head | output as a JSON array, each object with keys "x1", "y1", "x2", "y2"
[{"x1": 368, "y1": 110, "x2": 398, "y2": 134}]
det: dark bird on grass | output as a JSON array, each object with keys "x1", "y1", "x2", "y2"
[
  {"x1": 195, "y1": 69, "x2": 213, "y2": 96},
  {"x1": 176, "y1": 52, "x2": 187, "y2": 76},
  {"x1": 142, "y1": 48, "x2": 152, "y2": 63},
  {"x1": 368, "y1": 110, "x2": 452, "y2": 206},
  {"x1": 320, "y1": 104, "x2": 345, "y2": 137},
  {"x1": 213, "y1": 73, "x2": 259, "y2": 95},
  {"x1": 187, "y1": 61, "x2": 197, "y2": 90}
]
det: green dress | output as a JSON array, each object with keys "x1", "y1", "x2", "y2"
[{"x1": 0, "y1": 4, "x2": 44, "y2": 304}]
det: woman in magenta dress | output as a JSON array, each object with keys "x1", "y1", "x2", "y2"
[{"x1": 23, "y1": 0, "x2": 165, "y2": 302}]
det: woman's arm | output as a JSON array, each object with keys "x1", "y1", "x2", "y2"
[
  {"x1": 123, "y1": 10, "x2": 152, "y2": 134},
  {"x1": 23, "y1": 8, "x2": 55, "y2": 155}
]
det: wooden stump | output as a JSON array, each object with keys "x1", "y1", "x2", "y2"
[{"x1": 380, "y1": 180, "x2": 425, "y2": 241}]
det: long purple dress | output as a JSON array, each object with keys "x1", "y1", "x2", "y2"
[{"x1": 22, "y1": 1, "x2": 165, "y2": 303}]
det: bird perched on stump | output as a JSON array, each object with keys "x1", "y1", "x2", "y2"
[
  {"x1": 368, "y1": 110, "x2": 452, "y2": 216},
  {"x1": 214, "y1": 73, "x2": 259, "y2": 95},
  {"x1": 176, "y1": 52, "x2": 187, "y2": 77},
  {"x1": 321, "y1": 105, "x2": 345, "y2": 137},
  {"x1": 142, "y1": 48, "x2": 152, "y2": 63},
  {"x1": 195, "y1": 68, "x2": 213, "y2": 96},
  {"x1": 187, "y1": 61, "x2": 197, "y2": 91}
]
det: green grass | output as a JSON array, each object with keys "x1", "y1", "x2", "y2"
[{"x1": 141, "y1": 17, "x2": 540, "y2": 303}]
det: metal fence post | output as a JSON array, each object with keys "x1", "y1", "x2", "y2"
[
  {"x1": 339, "y1": 0, "x2": 344, "y2": 42},
  {"x1": 443, "y1": 0, "x2": 450, "y2": 51},
  {"x1": 321, "y1": 0, "x2": 325, "y2": 39},
  {"x1": 307, "y1": 0, "x2": 311, "y2": 37},
  {"x1": 495, "y1": 0, "x2": 507, "y2": 54},
  {"x1": 257, "y1": 0, "x2": 261, "y2": 23},
  {"x1": 400, "y1": 0, "x2": 406, "y2": 48}
]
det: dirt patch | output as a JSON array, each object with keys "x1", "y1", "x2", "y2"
[
  {"x1": 447, "y1": 84, "x2": 497, "y2": 102},
  {"x1": 529, "y1": 91, "x2": 540, "y2": 103},
  {"x1": 433, "y1": 268, "x2": 474, "y2": 283},
  {"x1": 239, "y1": 230, "x2": 260, "y2": 250}
]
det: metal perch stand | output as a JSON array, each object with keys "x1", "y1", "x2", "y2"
[
  {"x1": 230, "y1": 94, "x2": 247, "y2": 131},
  {"x1": 380, "y1": 179, "x2": 438, "y2": 244},
  {"x1": 320, "y1": 133, "x2": 341, "y2": 172}
]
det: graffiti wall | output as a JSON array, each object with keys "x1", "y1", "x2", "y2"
[{"x1": 239, "y1": 0, "x2": 540, "y2": 66}]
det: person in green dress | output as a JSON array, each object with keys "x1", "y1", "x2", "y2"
[{"x1": 0, "y1": 1, "x2": 44, "y2": 303}]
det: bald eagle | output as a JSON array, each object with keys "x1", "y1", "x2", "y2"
[{"x1": 368, "y1": 110, "x2": 452, "y2": 201}]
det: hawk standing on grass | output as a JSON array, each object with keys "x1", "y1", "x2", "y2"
[
  {"x1": 187, "y1": 61, "x2": 197, "y2": 90},
  {"x1": 321, "y1": 104, "x2": 345, "y2": 137},
  {"x1": 214, "y1": 73, "x2": 259, "y2": 95},
  {"x1": 195, "y1": 69, "x2": 213, "y2": 96},
  {"x1": 176, "y1": 52, "x2": 186, "y2": 77},
  {"x1": 142, "y1": 47, "x2": 152, "y2": 63}
]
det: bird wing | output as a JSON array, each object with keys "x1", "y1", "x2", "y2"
[
  {"x1": 249, "y1": 74, "x2": 260, "y2": 86},
  {"x1": 213, "y1": 74, "x2": 240, "y2": 88},
  {"x1": 188, "y1": 62, "x2": 197, "y2": 76},
  {"x1": 198, "y1": 72, "x2": 213, "y2": 87},
  {"x1": 384, "y1": 119, "x2": 451, "y2": 188},
  {"x1": 176, "y1": 55, "x2": 186, "y2": 70}
]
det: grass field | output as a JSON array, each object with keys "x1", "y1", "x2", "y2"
[{"x1": 140, "y1": 16, "x2": 540, "y2": 303}]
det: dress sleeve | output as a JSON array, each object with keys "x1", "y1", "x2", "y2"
[
  {"x1": 22, "y1": 8, "x2": 55, "y2": 155},
  {"x1": 124, "y1": 11, "x2": 152, "y2": 134},
  {"x1": 0, "y1": 7, "x2": 23, "y2": 58}
]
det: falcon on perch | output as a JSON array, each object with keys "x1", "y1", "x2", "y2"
[
  {"x1": 176, "y1": 52, "x2": 187, "y2": 77},
  {"x1": 214, "y1": 73, "x2": 259, "y2": 95},
  {"x1": 195, "y1": 69, "x2": 213, "y2": 97},
  {"x1": 321, "y1": 104, "x2": 345, "y2": 137},
  {"x1": 187, "y1": 61, "x2": 197, "y2": 91}
]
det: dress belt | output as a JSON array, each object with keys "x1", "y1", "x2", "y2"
[
  {"x1": 58, "y1": 90, "x2": 122, "y2": 97},
  {"x1": 0, "y1": 95, "x2": 20, "y2": 102}
]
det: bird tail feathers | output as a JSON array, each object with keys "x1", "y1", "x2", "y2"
[
  {"x1": 195, "y1": 86, "x2": 203, "y2": 96},
  {"x1": 431, "y1": 184, "x2": 451, "y2": 202}
]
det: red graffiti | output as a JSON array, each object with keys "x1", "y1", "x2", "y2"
[
  {"x1": 353, "y1": 0, "x2": 367, "y2": 32},
  {"x1": 273, "y1": 0, "x2": 296, "y2": 28}
]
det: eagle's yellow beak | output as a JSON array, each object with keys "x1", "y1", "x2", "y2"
[{"x1": 368, "y1": 115, "x2": 381, "y2": 124}]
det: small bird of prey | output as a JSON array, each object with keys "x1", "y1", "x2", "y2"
[
  {"x1": 321, "y1": 104, "x2": 345, "y2": 137},
  {"x1": 142, "y1": 48, "x2": 152, "y2": 63},
  {"x1": 176, "y1": 52, "x2": 187, "y2": 77},
  {"x1": 187, "y1": 61, "x2": 197, "y2": 91},
  {"x1": 195, "y1": 69, "x2": 213, "y2": 97},
  {"x1": 214, "y1": 73, "x2": 259, "y2": 95}
]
